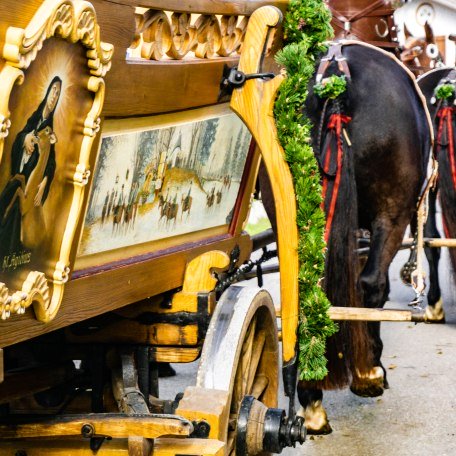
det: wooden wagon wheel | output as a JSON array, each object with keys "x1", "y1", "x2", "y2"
[{"x1": 197, "y1": 286, "x2": 279, "y2": 455}]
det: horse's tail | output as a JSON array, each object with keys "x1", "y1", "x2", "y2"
[
  {"x1": 317, "y1": 103, "x2": 373, "y2": 390},
  {"x1": 436, "y1": 103, "x2": 456, "y2": 276}
]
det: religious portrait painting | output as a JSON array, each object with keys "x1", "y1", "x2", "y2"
[{"x1": 0, "y1": 37, "x2": 94, "y2": 288}]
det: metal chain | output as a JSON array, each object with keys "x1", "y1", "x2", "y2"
[{"x1": 215, "y1": 246, "x2": 278, "y2": 293}]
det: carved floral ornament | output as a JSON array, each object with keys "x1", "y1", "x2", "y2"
[
  {"x1": 130, "y1": 9, "x2": 249, "y2": 60},
  {"x1": 0, "y1": 0, "x2": 113, "y2": 322}
]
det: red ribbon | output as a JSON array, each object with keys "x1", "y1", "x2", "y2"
[
  {"x1": 437, "y1": 106, "x2": 456, "y2": 189},
  {"x1": 322, "y1": 114, "x2": 352, "y2": 243}
]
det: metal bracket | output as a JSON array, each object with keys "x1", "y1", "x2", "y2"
[
  {"x1": 221, "y1": 66, "x2": 275, "y2": 95},
  {"x1": 81, "y1": 423, "x2": 112, "y2": 452}
]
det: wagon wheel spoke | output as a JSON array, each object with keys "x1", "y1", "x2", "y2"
[
  {"x1": 246, "y1": 329, "x2": 266, "y2": 394},
  {"x1": 232, "y1": 316, "x2": 257, "y2": 413},
  {"x1": 240, "y1": 315, "x2": 257, "y2": 398},
  {"x1": 251, "y1": 374, "x2": 269, "y2": 400}
]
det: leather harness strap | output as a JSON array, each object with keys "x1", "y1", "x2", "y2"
[
  {"x1": 329, "y1": 0, "x2": 391, "y2": 27},
  {"x1": 329, "y1": 0, "x2": 397, "y2": 48},
  {"x1": 316, "y1": 43, "x2": 351, "y2": 83}
]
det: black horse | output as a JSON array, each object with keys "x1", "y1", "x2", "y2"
[
  {"x1": 260, "y1": 42, "x2": 432, "y2": 433},
  {"x1": 407, "y1": 67, "x2": 456, "y2": 323}
]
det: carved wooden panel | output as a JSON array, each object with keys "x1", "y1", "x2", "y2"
[
  {"x1": 0, "y1": 0, "x2": 112, "y2": 322},
  {"x1": 129, "y1": 9, "x2": 248, "y2": 60}
]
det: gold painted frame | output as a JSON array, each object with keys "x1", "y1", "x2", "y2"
[{"x1": 0, "y1": 0, "x2": 113, "y2": 322}]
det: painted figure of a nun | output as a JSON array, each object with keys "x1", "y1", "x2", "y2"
[{"x1": 0, "y1": 76, "x2": 61, "y2": 259}]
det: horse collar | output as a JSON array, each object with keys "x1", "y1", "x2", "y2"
[{"x1": 316, "y1": 43, "x2": 351, "y2": 83}]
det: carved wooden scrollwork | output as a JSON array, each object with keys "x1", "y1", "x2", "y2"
[
  {"x1": 0, "y1": 0, "x2": 113, "y2": 322},
  {"x1": 0, "y1": 271, "x2": 50, "y2": 321},
  {"x1": 131, "y1": 9, "x2": 249, "y2": 61}
]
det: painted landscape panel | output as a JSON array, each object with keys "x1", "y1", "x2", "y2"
[{"x1": 78, "y1": 112, "x2": 252, "y2": 256}]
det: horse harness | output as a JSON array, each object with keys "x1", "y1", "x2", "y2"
[
  {"x1": 434, "y1": 70, "x2": 456, "y2": 192},
  {"x1": 316, "y1": 43, "x2": 351, "y2": 84},
  {"x1": 328, "y1": 0, "x2": 398, "y2": 50},
  {"x1": 400, "y1": 38, "x2": 443, "y2": 76},
  {"x1": 315, "y1": 43, "x2": 352, "y2": 241}
]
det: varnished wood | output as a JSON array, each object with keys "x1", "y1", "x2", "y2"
[
  {"x1": 66, "y1": 252, "x2": 230, "y2": 347},
  {"x1": 0, "y1": 438, "x2": 225, "y2": 455},
  {"x1": 0, "y1": 1, "x2": 281, "y2": 116},
  {"x1": 0, "y1": 440, "x2": 130, "y2": 455},
  {"x1": 68, "y1": 320, "x2": 199, "y2": 346},
  {"x1": 154, "y1": 438, "x2": 225, "y2": 455},
  {"x1": 230, "y1": 6, "x2": 299, "y2": 364},
  {"x1": 171, "y1": 251, "x2": 230, "y2": 311},
  {"x1": 92, "y1": 0, "x2": 237, "y2": 116},
  {"x1": 0, "y1": 233, "x2": 251, "y2": 348},
  {"x1": 128, "y1": 437, "x2": 152, "y2": 456},
  {"x1": 83, "y1": 0, "x2": 283, "y2": 116},
  {"x1": 118, "y1": 0, "x2": 288, "y2": 15},
  {"x1": 403, "y1": 237, "x2": 456, "y2": 248},
  {"x1": 0, "y1": 414, "x2": 192, "y2": 439},
  {"x1": 329, "y1": 306, "x2": 425, "y2": 322},
  {"x1": 0, "y1": 350, "x2": 3, "y2": 383},
  {"x1": 177, "y1": 387, "x2": 230, "y2": 441},
  {"x1": 149, "y1": 346, "x2": 201, "y2": 363}
]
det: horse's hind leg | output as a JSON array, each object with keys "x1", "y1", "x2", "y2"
[
  {"x1": 296, "y1": 386, "x2": 332, "y2": 434},
  {"x1": 424, "y1": 188, "x2": 445, "y2": 322},
  {"x1": 352, "y1": 214, "x2": 411, "y2": 396}
]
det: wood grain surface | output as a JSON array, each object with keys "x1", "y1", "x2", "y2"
[{"x1": 0, "y1": 233, "x2": 251, "y2": 348}]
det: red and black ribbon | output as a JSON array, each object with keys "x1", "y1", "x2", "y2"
[
  {"x1": 321, "y1": 113, "x2": 352, "y2": 243},
  {"x1": 436, "y1": 106, "x2": 456, "y2": 189}
]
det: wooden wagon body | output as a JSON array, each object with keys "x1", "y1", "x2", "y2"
[{"x1": 0, "y1": 1, "x2": 308, "y2": 454}]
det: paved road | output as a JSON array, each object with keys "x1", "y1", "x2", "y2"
[{"x1": 161, "y1": 248, "x2": 456, "y2": 455}]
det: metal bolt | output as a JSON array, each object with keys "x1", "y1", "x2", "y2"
[{"x1": 81, "y1": 423, "x2": 94, "y2": 438}]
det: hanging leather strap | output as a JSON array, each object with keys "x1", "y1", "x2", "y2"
[{"x1": 316, "y1": 43, "x2": 351, "y2": 83}]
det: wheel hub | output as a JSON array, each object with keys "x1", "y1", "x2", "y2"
[{"x1": 236, "y1": 395, "x2": 306, "y2": 455}]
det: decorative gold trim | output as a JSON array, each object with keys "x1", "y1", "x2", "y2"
[
  {"x1": 0, "y1": 271, "x2": 50, "y2": 320},
  {"x1": 0, "y1": 0, "x2": 113, "y2": 322},
  {"x1": 131, "y1": 9, "x2": 248, "y2": 61}
]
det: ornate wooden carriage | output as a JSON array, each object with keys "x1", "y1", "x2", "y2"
[{"x1": 0, "y1": 1, "x2": 306, "y2": 454}]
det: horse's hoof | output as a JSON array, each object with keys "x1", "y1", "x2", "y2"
[
  {"x1": 425, "y1": 298, "x2": 446, "y2": 323},
  {"x1": 297, "y1": 401, "x2": 332, "y2": 435},
  {"x1": 350, "y1": 366, "x2": 384, "y2": 398}
]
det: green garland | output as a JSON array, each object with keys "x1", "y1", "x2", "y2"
[
  {"x1": 274, "y1": 0, "x2": 338, "y2": 381},
  {"x1": 314, "y1": 75, "x2": 347, "y2": 99},
  {"x1": 435, "y1": 83, "x2": 455, "y2": 100}
]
